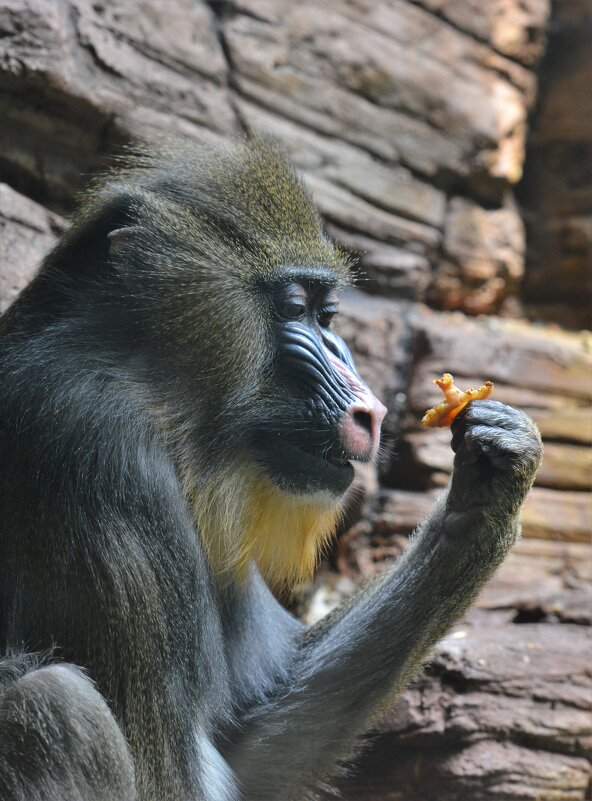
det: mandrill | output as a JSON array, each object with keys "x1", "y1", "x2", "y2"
[{"x1": 0, "y1": 139, "x2": 542, "y2": 801}]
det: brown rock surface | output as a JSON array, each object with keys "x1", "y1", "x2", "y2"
[
  {"x1": 224, "y1": 0, "x2": 547, "y2": 313},
  {"x1": 328, "y1": 460, "x2": 588, "y2": 605},
  {"x1": 413, "y1": 0, "x2": 550, "y2": 66},
  {"x1": 325, "y1": 299, "x2": 592, "y2": 796},
  {"x1": 0, "y1": 0, "x2": 236, "y2": 209},
  {"x1": 0, "y1": 0, "x2": 552, "y2": 309},
  {"x1": 1, "y1": 1, "x2": 590, "y2": 798},
  {"x1": 518, "y1": 1, "x2": 592, "y2": 329},
  {"x1": 398, "y1": 431, "x2": 592, "y2": 492},
  {"x1": 384, "y1": 306, "x2": 592, "y2": 505},
  {"x1": 408, "y1": 306, "x2": 592, "y2": 400},
  {"x1": 520, "y1": 488, "x2": 592, "y2": 544},
  {"x1": 225, "y1": 0, "x2": 536, "y2": 181},
  {"x1": 0, "y1": 184, "x2": 65, "y2": 312},
  {"x1": 302, "y1": 535, "x2": 592, "y2": 800},
  {"x1": 301, "y1": 529, "x2": 592, "y2": 799},
  {"x1": 428, "y1": 195, "x2": 526, "y2": 314},
  {"x1": 337, "y1": 486, "x2": 592, "y2": 553},
  {"x1": 351, "y1": 617, "x2": 592, "y2": 801}
]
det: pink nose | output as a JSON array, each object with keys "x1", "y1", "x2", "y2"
[
  {"x1": 339, "y1": 391, "x2": 386, "y2": 461},
  {"x1": 323, "y1": 346, "x2": 387, "y2": 461}
]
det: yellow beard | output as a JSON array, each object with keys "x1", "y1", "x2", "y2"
[{"x1": 191, "y1": 467, "x2": 342, "y2": 590}]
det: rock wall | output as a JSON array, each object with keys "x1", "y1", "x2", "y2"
[
  {"x1": 518, "y1": 0, "x2": 592, "y2": 329},
  {"x1": 1, "y1": 1, "x2": 590, "y2": 799},
  {"x1": 1, "y1": 0, "x2": 552, "y2": 316},
  {"x1": 327, "y1": 294, "x2": 592, "y2": 799}
]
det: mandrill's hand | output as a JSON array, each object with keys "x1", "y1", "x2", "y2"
[{"x1": 444, "y1": 400, "x2": 543, "y2": 538}]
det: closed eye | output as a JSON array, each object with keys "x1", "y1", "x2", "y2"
[
  {"x1": 279, "y1": 300, "x2": 307, "y2": 320},
  {"x1": 317, "y1": 305, "x2": 338, "y2": 328}
]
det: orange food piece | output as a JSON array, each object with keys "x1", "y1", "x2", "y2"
[{"x1": 421, "y1": 373, "x2": 494, "y2": 428}]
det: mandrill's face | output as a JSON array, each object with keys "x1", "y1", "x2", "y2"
[
  {"x1": 133, "y1": 138, "x2": 387, "y2": 586},
  {"x1": 251, "y1": 269, "x2": 386, "y2": 501}
]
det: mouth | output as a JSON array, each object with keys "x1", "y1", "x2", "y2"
[
  {"x1": 296, "y1": 444, "x2": 353, "y2": 475},
  {"x1": 323, "y1": 450, "x2": 352, "y2": 469},
  {"x1": 254, "y1": 437, "x2": 355, "y2": 496}
]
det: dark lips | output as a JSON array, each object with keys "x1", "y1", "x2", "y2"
[{"x1": 254, "y1": 437, "x2": 355, "y2": 495}]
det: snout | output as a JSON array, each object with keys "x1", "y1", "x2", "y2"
[
  {"x1": 323, "y1": 343, "x2": 386, "y2": 461},
  {"x1": 339, "y1": 390, "x2": 386, "y2": 461}
]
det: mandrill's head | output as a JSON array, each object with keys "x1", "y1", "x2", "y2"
[{"x1": 80, "y1": 137, "x2": 386, "y2": 588}]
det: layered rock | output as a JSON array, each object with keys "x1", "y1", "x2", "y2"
[
  {"x1": 0, "y1": 0, "x2": 550, "y2": 313},
  {"x1": 518, "y1": 0, "x2": 592, "y2": 329},
  {"x1": 0, "y1": 184, "x2": 65, "y2": 312},
  {"x1": 1, "y1": 1, "x2": 590, "y2": 798}
]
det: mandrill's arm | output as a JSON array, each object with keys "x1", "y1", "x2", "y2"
[{"x1": 224, "y1": 400, "x2": 542, "y2": 801}]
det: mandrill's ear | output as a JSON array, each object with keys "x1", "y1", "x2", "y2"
[
  {"x1": 106, "y1": 224, "x2": 150, "y2": 292},
  {"x1": 46, "y1": 184, "x2": 145, "y2": 279},
  {"x1": 107, "y1": 226, "x2": 146, "y2": 256},
  {"x1": 106, "y1": 218, "x2": 156, "y2": 296}
]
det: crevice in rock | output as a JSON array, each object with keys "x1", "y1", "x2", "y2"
[
  {"x1": 206, "y1": 1, "x2": 249, "y2": 135},
  {"x1": 410, "y1": 0, "x2": 547, "y2": 73},
  {"x1": 516, "y1": 1, "x2": 592, "y2": 329}
]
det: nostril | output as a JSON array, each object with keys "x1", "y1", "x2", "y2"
[
  {"x1": 340, "y1": 399, "x2": 385, "y2": 460},
  {"x1": 353, "y1": 410, "x2": 373, "y2": 436}
]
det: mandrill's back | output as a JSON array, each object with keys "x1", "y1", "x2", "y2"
[{"x1": 0, "y1": 255, "x2": 237, "y2": 801}]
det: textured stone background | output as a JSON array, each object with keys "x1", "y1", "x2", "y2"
[{"x1": 0, "y1": 1, "x2": 590, "y2": 798}]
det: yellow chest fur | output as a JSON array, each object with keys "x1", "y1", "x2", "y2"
[{"x1": 190, "y1": 469, "x2": 341, "y2": 590}]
